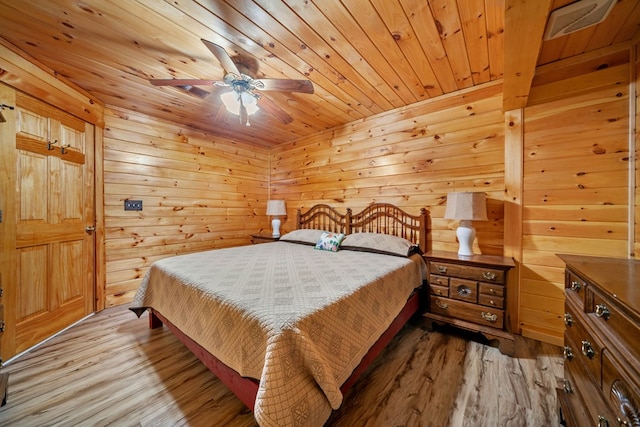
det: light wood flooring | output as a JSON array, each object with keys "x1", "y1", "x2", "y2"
[{"x1": 0, "y1": 305, "x2": 563, "y2": 426}]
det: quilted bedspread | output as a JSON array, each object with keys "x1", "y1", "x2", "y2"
[{"x1": 130, "y1": 241, "x2": 425, "y2": 427}]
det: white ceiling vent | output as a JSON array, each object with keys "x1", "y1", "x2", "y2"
[{"x1": 543, "y1": 0, "x2": 617, "y2": 40}]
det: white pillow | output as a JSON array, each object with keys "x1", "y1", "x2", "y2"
[
  {"x1": 341, "y1": 232, "x2": 419, "y2": 257},
  {"x1": 279, "y1": 229, "x2": 330, "y2": 245}
]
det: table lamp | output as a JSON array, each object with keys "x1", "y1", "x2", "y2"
[
  {"x1": 444, "y1": 192, "x2": 488, "y2": 256},
  {"x1": 266, "y1": 200, "x2": 286, "y2": 238}
]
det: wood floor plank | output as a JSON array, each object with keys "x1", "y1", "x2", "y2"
[{"x1": 0, "y1": 305, "x2": 563, "y2": 426}]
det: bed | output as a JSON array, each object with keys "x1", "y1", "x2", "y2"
[{"x1": 130, "y1": 203, "x2": 429, "y2": 427}]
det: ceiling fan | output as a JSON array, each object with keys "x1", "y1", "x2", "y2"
[{"x1": 150, "y1": 39, "x2": 314, "y2": 126}]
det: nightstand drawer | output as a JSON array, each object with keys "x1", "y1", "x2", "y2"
[
  {"x1": 430, "y1": 296, "x2": 504, "y2": 328},
  {"x1": 430, "y1": 284, "x2": 449, "y2": 298},
  {"x1": 450, "y1": 278, "x2": 477, "y2": 303},
  {"x1": 478, "y1": 294, "x2": 503, "y2": 309},
  {"x1": 479, "y1": 282, "x2": 504, "y2": 298},
  {"x1": 429, "y1": 274, "x2": 449, "y2": 287},
  {"x1": 429, "y1": 262, "x2": 505, "y2": 284}
]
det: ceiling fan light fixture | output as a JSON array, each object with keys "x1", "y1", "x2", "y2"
[{"x1": 220, "y1": 90, "x2": 259, "y2": 116}]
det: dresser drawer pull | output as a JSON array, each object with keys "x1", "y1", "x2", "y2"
[
  {"x1": 570, "y1": 280, "x2": 581, "y2": 292},
  {"x1": 597, "y1": 415, "x2": 609, "y2": 427},
  {"x1": 564, "y1": 313, "x2": 573, "y2": 326},
  {"x1": 481, "y1": 312, "x2": 497, "y2": 322},
  {"x1": 563, "y1": 345, "x2": 574, "y2": 361},
  {"x1": 436, "y1": 266, "x2": 447, "y2": 274},
  {"x1": 581, "y1": 340, "x2": 595, "y2": 359},
  {"x1": 435, "y1": 300, "x2": 448, "y2": 309},
  {"x1": 562, "y1": 378, "x2": 573, "y2": 394},
  {"x1": 482, "y1": 271, "x2": 497, "y2": 281},
  {"x1": 612, "y1": 381, "x2": 637, "y2": 427},
  {"x1": 595, "y1": 304, "x2": 610, "y2": 320}
]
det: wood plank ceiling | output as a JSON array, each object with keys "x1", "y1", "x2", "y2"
[{"x1": 0, "y1": 0, "x2": 638, "y2": 147}]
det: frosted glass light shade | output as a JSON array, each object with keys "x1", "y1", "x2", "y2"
[
  {"x1": 220, "y1": 91, "x2": 259, "y2": 116},
  {"x1": 444, "y1": 192, "x2": 488, "y2": 256}
]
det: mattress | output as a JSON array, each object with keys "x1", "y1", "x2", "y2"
[{"x1": 130, "y1": 240, "x2": 426, "y2": 427}]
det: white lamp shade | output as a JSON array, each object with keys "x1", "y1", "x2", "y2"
[
  {"x1": 444, "y1": 192, "x2": 488, "y2": 220},
  {"x1": 444, "y1": 192, "x2": 487, "y2": 256},
  {"x1": 266, "y1": 200, "x2": 286, "y2": 216}
]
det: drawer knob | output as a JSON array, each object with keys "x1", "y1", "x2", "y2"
[
  {"x1": 564, "y1": 313, "x2": 573, "y2": 327},
  {"x1": 437, "y1": 266, "x2": 447, "y2": 274},
  {"x1": 481, "y1": 312, "x2": 497, "y2": 323},
  {"x1": 595, "y1": 304, "x2": 610, "y2": 320},
  {"x1": 570, "y1": 280, "x2": 582, "y2": 292},
  {"x1": 489, "y1": 288, "x2": 495, "y2": 294},
  {"x1": 457, "y1": 285, "x2": 472, "y2": 297},
  {"x1": 597, "y1": 415, "x2": 609, "y2": 427},
  {"x1": 563, "y1": 345, "x2": 574, "y2": 361},
  {"x1": 581, "y1": 340, "x2": 595, "y2": 359},
  {"x1": 435, "y1": 300, "x2": 448, "y2": 309},
  {"x1": 482, "y1": 271, "x2": 497, "y2": 281}
]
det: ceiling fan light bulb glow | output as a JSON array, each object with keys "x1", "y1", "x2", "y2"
[{"x1": 220, "y1": 91, "x2": 259, "y2": 116}]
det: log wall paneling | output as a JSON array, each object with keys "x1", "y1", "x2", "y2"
[
  {"x1": 520, "y1": 65, "x2": 631, "y2": 345},
  {"x1": 270, "y1": 81, "x2": 507, "y2": 256},
  {"x1": 102, "y1": 107, "x2": 270, "y2": 307},
  {"x1": 635, "y1": 37, "x2": 640, "y2": 259}
]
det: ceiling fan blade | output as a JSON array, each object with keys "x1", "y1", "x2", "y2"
[
  {"x1": 201, "y1": 39, "x2": 241, "y2": 76},
  {"x1": 150, "y1": 79, "x2": 222, "y2": 87},
  {"x1": 256, "y1": 94, "x2": 294, "y2": 125},
  {"x1": 253, "y1": 78, "x2": 314, "y2": 94}
]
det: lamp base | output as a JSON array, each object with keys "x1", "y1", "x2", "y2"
[
  {"x1": 456, "y1": 220, "x2": 476, "y2": 256},
  {"x1": 271, "y1": 217, "x2": 281, "y2": 238}
]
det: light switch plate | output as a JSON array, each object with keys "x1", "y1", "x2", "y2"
[{"x1": 124, "y1": 200, "x2": 142, "y2": 211}]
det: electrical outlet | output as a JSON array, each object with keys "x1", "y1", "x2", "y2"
[{"x1": 124, "y1": 200, "x2": 143, "y2": 211}]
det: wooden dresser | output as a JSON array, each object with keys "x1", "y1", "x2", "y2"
[
  {"x1": 557, "y1": 254, "x2": 640, "y2": 427},
  {"x1": 423, "y1": 251, "x2": 515, "y2": 356}
]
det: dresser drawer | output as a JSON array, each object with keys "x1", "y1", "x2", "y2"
[
  {"x1": 563, "y1": 351, "x2": 615, "y2": 427},
  {"x1": 601, "y1": 350, "x2": 640, "y2": 426},
  {"x1": 586, "y1": 287, "x2": 640, "y2": 360},
  {"x1": 429, "y1": 262, "x2": 505, "y2": 284},
  {"x1": 450, "y1": 278, "x2": 477, "y2": 303},
  {"x1": 430, "y1": 296, "x2": 504, "y2": 328},
  {"x1": 565, "y1": 269, "x2": 587, "y2": 301},
  {"x1": 564, "y1": 301, "x2": 605, "y2": 385}
]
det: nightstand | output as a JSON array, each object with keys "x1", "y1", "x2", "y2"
[
  {"x1": 422, "y1": 250, "x2": 515, "y2": 356},
  {"x1": 251, "y1": 234, "x2": 279, "y2": 244}
]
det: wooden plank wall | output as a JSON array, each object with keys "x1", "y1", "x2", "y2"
[
  {"x1": 521, "y1": 64, "x2": 631, "y2": 344},
  {"x1": 271, "y1": 55, "x2": 636, "y2": 345},
  {"x1": 270, "y1": 81, "x2": 507, "y2": 254},
  {"x1": 636, "y1": 39, "x2": 640, "y2": 259},
  {"x1": 102, "y1": 108, "x2": 270, "y2": 307}
]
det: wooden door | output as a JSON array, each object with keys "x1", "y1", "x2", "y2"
[{"x1": 11, "y1": 92, "x2": 95, "y2": 356}]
